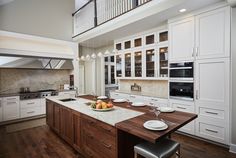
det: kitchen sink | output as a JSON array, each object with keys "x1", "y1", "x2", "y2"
[{"x1": 59, "y1": 98, "x2": 76, "y2": 102}]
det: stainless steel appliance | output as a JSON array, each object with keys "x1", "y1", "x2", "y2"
[
  {"x1": 169, "y1": 81, "x2": 194, "y2": 101},
  {"x1": 169, "y1": 62, "x2": 193, "y2": 80},
  {"x1": 19, "y1": 89, "x2": 58, "y2": 100}
]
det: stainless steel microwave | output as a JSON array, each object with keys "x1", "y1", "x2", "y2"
[{"x1": 169, "y1": 62, "x2": 193, "y2": 80}]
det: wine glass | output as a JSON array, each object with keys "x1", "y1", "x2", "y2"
[{"x1": 148, "y1": 102, "x2": 161, "y2": 120}]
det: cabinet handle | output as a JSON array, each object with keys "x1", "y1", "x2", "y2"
[
  {"x1": 27, "y1": 102, "x2": 35, "y2": 105},
  {"x1": 88, "y1": 120, "x2": 95, "y2": 125},
  {"x1": 176, "y1": 106, "x2": 186, "y2": 110},
  {"x1": 114, "y1": 94, "x2": 119, "y2": 96},
  {"x1": 196, "y1": 47, "x2": 199, "y2": 57},
  {"x1": 192, "y1": 47, "x2": 195, "y2": 57},
  {"x1": 151, "y1": 99, "x2": 158, "y2": 101},
  {"x1": 205, "y1": 128, "x2": 218, "y2": 134},
  {"x1": 130, "y1": 95, "x2": 136, "y2": 98},
  {"x1": 87, "y1": 133, "x2": 94, "y2": 139},
  {"x1": 7, "y1": 98, "x2": 17, "y2": 100},
  {"x1": 27, "y1": 111, "x2": 35, "y2": 114},
  {"x1": 101, "y1": 140, "x2": 112, "y2": 149},
  {"x1": 205, "y1": 111, "x2": 218, "y2": 115},
  {"x1": 7, "y1": 102, "x2": 17, "y2": 104},
  {"x1": 100, "y1": 125, "x2": 112, "y2": 133},
  {"x1": 196, "y1": 90, "x2": 199, "y2": 100}
]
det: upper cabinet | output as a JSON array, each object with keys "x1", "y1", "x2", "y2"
[
  {"x1": 114, "y1": 29, "x2": 168, "y2": 80},
  {"x1": 195, "y1": 7, "x2": 230, "y2": 59},
  {"x1": 168, "y1": 6, "x2": 230, "y2": 62},
  {"x1": 169, "y1": 17, "x2": 195, "y2": 62}
]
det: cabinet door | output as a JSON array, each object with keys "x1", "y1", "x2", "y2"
[
  {"x1": 46, "y1": 100, "x2": 54, "y2": 127},
  {"x1": 0, "y1": 98, "x2": 2, "y2": 122},
  {"x1": 53, "y1": 104, "x2": 60, "y2": 133},
  {"x1": 73, "y1": 112, "x2": 81, "y2": 151},
  {"x1": 169, "y1": 17, "x2": 195, "y2": 61},
  {"x1": 115, "y1": 54, "x2": 123, "y2": 78},
  {"x1": 195, "y1": 58, "x2": 229, "y2": 110},
  {"x1": 195, "y1": 7, "x2": 230, "y2": 59},
  {"x1": 3, "y1": 97, "x2": 20, "y2": 121},
  {"x1": 60, "y1": 106, "x2": 73, "y2": 145}
]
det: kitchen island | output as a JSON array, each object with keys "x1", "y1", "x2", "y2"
[{"x1": 46, "y1": 95, "x2": 197, "y2": 158}]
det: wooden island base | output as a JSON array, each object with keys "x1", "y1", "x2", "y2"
[{"x1": 46, "y1": 95, "x2": 197, "y2": 158}]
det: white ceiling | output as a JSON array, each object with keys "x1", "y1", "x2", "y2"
[
  {"x1": 79, "y1": 0, "x2": 225, "y2": 48},
  {"x1": 0, "y1": 0, "x2": 14, "y2": 6}
]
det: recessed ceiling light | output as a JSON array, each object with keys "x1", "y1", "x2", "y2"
[{"x1": 179, "y1": 9, "x2": 187, "y2": 13}]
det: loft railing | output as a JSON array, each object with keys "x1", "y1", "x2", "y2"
[{"x1": 72, "y1": 0, "x2": 151, "y2": 38}]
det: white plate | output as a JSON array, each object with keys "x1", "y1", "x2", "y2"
[
  {"x1": 113, "y1": 99, "x2": 127, "y2": 103},
  {"x1": 97, "y1": 96, "x2": 108, "y2": 99},
  {"x1": 132, "y1": 102, "x2": 145, "y2": 107},
  {"x1": 143, "y1": 120, "x2": 168, "y2": 131},
  {"x1": 144, "y1": 120, "x2": 166, "y2": 129},
  {"x1": 158, "y1": 107, "x2": 175, "y2": 113},
  {"x1": 91, "y1": 107, "x2": 114, "y2": 112}
]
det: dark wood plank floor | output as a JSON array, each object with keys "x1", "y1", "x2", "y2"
[{"x1": 0, "y1": 125, "x2": 236, "y2": 158}]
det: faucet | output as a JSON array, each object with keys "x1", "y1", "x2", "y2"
[{"x1": 131, "y1": 83, "x2": 141, "y2": 92}]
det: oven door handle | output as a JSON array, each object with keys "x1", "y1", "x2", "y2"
[{"x1": 169, "y1": 67, "x2": 193, "y2": 70}]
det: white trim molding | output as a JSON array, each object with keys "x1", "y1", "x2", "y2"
[{"x1": 230, "y1": 144, "x2": 236, "y2": 153}]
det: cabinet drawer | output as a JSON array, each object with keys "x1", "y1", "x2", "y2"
[
  {"x1": 20, "y1": 107, "x2": 42, "y2": 118},
  {"x1": 3, "y1": 96, "x2": 19, "y2": 102},
  {"x1": 145, "y1": 97, "x2": 168, "y2": 107},
  {"x1": 197, "y1": 122, "x2": 225, "y2": 143},
  {"x1": 172, "y1": 103, "x2": 194, "y2": 113},
  {"x1": 199, "y1": 107, "x2": 224, "y2": 119},
  {"x1": 20, "y1": 99, "x2": 41, "y2": 109}
]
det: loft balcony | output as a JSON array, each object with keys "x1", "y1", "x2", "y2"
[{"x1": 73, "y1": 0, "x2": 224, "y2": 48}]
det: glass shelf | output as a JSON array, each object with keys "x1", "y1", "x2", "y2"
[
  {"x1": 134, "y1": 51, "x2": 142, "y2": 77},
  {"x1": 146, "y1": 49, "x2": 155, "y2": 77},
  {"x1": 125, "y1": 53, "x2": 131, "y2": 77}
]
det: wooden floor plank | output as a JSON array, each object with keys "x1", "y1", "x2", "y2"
[{"x1": 0, "y1": 125, "x2": 235, "y2": 158}]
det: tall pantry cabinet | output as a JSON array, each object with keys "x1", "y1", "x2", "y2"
[{"x1": 168, "y1": 6, "x2": 231, "y2": 144}]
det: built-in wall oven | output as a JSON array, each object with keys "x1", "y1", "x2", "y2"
[{"x1": 169, "y1": 62, "x2": 194, "y2": 101}]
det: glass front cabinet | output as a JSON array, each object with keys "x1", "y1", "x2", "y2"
[{"x1": 114, "y1": 30, "x2": 168, "y2": 80}]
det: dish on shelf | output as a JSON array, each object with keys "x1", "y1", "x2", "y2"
[
  {"x1": 143, "y1": 120, "x2": 168, "y2": 131},
  {"x1": 113, "y1": 99, "x2": 127, "y2": 103},
  {"x1": 131, "y1": 102, "x2": 146, "y2": 107},
  {"x1": 157, "y1": 107, "x2": 175, "y2": 113}
]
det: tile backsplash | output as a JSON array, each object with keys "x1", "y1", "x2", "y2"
[
  {"x1": 0, "y1": 69, "x2": 71, "y2": 94},
  {"x1": 119, "y1": 79, "x2": 168, "y2": 98}
]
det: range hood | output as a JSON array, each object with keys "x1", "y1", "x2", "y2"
[{"x1": 0, "y1": 55, "x2": 74, "y2": 69}]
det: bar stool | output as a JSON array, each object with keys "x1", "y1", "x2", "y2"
[{"x1": 134, "y1": 138, "x2": 180, "y2": 158}]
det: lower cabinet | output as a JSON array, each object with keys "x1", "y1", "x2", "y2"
[
  {"x1": 170, "y1": 99, "x2": 195, "y2": 135},
  {"x1": 60, "y1": 106, "x2": 73, "y2": 145},
  {"x1": 2, "y1": 96, "x2": 20, "y2": 121},
  {"x1": 0, "y1": 98, "x2": 3, "y2": 122},
  {"x1": 81, "y1": 114, "x2": 117, "y2": 158},
  {"x1": 46, "y1": 99, "x2": 117, "y2": 158}
]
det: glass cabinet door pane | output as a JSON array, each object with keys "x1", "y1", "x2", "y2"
[
  {"x1": 125, "y1": 53, "x2": 131, "y2": 77},
  {"x1": 159, "y1": 31, "x2": 168, "y2": 42},
  {"x1": 111, "y1": 65, "x2": 115, "y2": 84},
  {"x1": 159, "y1": 47, "x2": 168, "y2": 77},
  {"x1": 134, "y1": 51, "x2": 142, "y2": 77},
  {"x1": 124, "y1": 41, "x2": 131, "y2": 49},
  {"x1": 146, "y1": 49, "x2": 155, "y2": 77},
  {"x1": 146, "y1": 35, "x2": 155, "y2": 45},
  {"x1": 116, "y1": 55, "x2": 122, "y2": 77},
  {"x1": 105, "y1": 65, "x2": 108, "y2": 84},
  {"x1": 116, "y1": 43, "x2": 122, "y2": 50},
  {"x1": 134, "y1": 38, "x2": 142, "y2": 47}
]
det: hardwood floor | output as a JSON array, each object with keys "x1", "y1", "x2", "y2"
[{"x1": 0, "y1": 125, "x2": 235, "y2": 158}]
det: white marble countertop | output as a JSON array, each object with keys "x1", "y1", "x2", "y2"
[
  {"x1": 113, "y1": 90, "x2": 168, "y2": 99},
  {"x1": 46, "y1": 96, "x2": 144, "y2": 126}
]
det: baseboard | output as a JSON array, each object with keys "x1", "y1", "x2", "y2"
[{"x1": 230, "y1": 144, "x2": 236, "y2": 153}]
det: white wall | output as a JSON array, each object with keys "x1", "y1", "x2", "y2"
[
  {"x1": 0, "y1": 0, "x2": 74, "y2": 41},
  {"x1": 231, "y1": 7, "x2": 236, "y2": 145}
]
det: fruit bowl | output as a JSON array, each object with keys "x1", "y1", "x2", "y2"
[{"x1": 90, "y1": 100, "x2": 114, "y2": 112}]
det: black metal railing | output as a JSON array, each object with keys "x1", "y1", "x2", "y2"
[{"x1": 72, "y1": 0, "x2": 152, "y2": 38}]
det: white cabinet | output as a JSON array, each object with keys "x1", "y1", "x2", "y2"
[
  {"x1": 169, "y1": 6, "x2": 230, "y2": 61},
  {"x1": 195, "y1": 58, "x2": 229, "y2": 110},
  {"x1": 169, "y1": 17, "x2": 195, "y2": 61},
  {"x1": 170, "y1": 99, "x2": 195, "y2": 135},
  {"x1": 2, "y1": 96, "x2": 20, "y2": 121},
  {"x1": 195, "y1": 7, "x2": 230, "y2": 59},
  {"x1": 195, "y1": 58, "x2": 230, "y2": 144},
  {"x1": 0, "y1": 98, "x2": 3, "y2": 122},
  {"x1": 110, "y1": 91, "x2": 128, "y2": 99},
  {"x1": 40, "y1": 98, "x2": 46, "y2": 114},
  {"x1": 20, "y1": 98, "x2": 42, "y2": 118}
]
